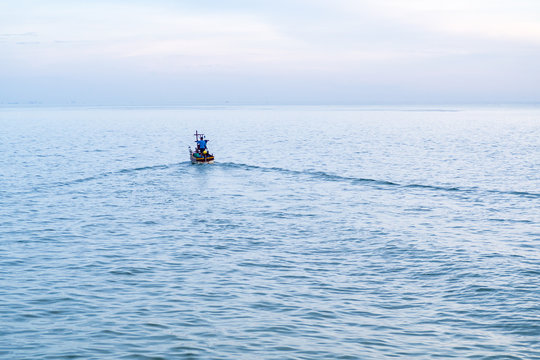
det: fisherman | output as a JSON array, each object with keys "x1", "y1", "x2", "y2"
[{"x1": 196, "y1": 135, "x2": 209, "y2": 153}]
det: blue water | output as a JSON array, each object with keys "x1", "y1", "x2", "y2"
[{"x1": 1, "y1": 106, "x2": 539, "y2": 359}]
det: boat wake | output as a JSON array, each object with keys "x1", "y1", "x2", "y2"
[
  {"x1": 217, "y1": 162, "x2": 540, "y2": 199},
  {"x1": 34, "y1": 163, "x2": 184, "y2": 192},
  {"x1": 27, "y1": 161, "x2": 538, "y2": 200}
]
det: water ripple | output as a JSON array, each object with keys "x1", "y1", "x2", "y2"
[
  {"x1": 1, "y1": 106, "x2": 538, "y2": 360},
  {"x1": 218, "y1": 161, "x2": 540, "y2": 198}
]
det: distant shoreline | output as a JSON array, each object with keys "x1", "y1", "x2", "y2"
[{"x1": 1, "y1": 103, "x2": 540, "y2": 111}]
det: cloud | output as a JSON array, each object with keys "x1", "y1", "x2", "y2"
[
  {"x1": 3, "y1": 1, "x2": 539, "y2": 71},
  {"x1": 1, "y1": 0, "x2": 539, "y2": 104},
  {"x1": 357, "y1": 0, "x2": 540, "y2": 44},
  {"x1": 0, "y1": 32, "x2": 37, "y2": 37},
  {"x1": 1, "y1": 2, "x2": 305, "y2": 75}
]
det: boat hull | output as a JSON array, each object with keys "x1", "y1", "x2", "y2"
[
  {"x1": 190, "y1": 149, "x2": 214, "y2": 164},
  {"x1": 191, "y1": 156, "x2": 214, "y2": 164}
]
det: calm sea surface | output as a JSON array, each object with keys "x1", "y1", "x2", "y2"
[{"x1": 0, "y1": 106, "x2": 539, "y2": 359}]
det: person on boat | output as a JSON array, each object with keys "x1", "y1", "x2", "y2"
[{"x1": 196, "y1": 135, "x2": 209, "y2": 153}]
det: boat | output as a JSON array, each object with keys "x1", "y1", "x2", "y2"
[{"x1": 189, "y1": 130, "x2": 215, "y2": 164}]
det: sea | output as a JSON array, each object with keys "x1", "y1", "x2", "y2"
[{"x1": 0, "y1": 105, "x2": 538, "y2": 359}]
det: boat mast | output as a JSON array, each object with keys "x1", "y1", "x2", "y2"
[{"x1": 194, "y1": 130, "x2": 205, "y2": 141}]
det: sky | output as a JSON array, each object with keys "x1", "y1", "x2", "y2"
[{"x1": 1, "y1": 0, "x2": 540, "y2": 105}]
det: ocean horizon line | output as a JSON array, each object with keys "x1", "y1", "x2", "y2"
[{"x1": 1, "y1": 102, "x2": 540, "y2": 110}]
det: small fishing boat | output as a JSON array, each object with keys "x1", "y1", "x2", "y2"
[{"x1": 189, "y1": 130, "x2": 214, "y2": 164}]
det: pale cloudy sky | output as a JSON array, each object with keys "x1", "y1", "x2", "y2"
[{"x1": 1, "y1": 0, "x2": 539, "y2": 105}]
